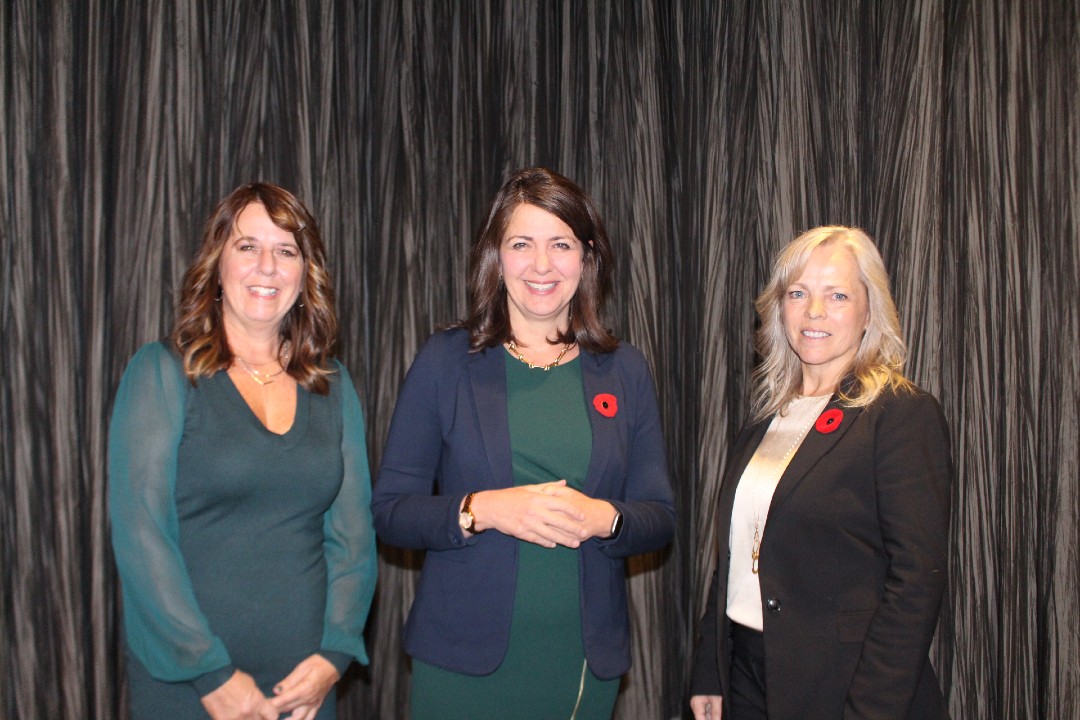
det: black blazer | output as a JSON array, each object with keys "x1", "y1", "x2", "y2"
[
  {"x1": 691, "y1": 386, "x2": 952, "y2": 720},
  {"x1": 372, "y1": 328, "x2": 676, "y2": 679}
]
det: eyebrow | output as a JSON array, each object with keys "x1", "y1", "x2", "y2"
[
  {"x1": 505, "y1": 234, "x2": 577, "y2": 242},
  {"x1": 785, "y1": 283, "x2": 855, "y2": 295},
  {"x1": 234, "y1": 234, "x2": 298, "y2": 245},
  {"x1": 787, "y1": 280, "x2": 851, "y2": 288}
]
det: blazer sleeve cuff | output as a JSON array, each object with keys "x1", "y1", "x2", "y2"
[
  {"x1": 690, "y1": 656, "x2": 724, "y2": 696},
  {"x1": 445, "y1": 494, "x2": 479, "y2": 548}
]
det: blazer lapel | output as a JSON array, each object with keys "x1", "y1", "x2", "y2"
[
  {"x1": 768, "y1": 395, "x2": 861, "y2": 512},
  {"x1": 467, "y1": 346, "x2": 514, "y2": 489},
  {"x1": 581, "y1": 350, "x2": 615, "y2": 494}
]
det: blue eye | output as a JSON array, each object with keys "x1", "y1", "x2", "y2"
[
  {"x1": 832, "y1": 292, "x2": 848, "y2": 301},
  {"x1": 787, "y1": 290, "x2": 805, "y2": 299}
]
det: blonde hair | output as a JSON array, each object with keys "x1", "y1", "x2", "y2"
[{"x1": 750, "y1": 226, "x2": 913, "y2": 422}]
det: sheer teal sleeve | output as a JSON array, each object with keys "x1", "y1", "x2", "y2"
[
  {"x1": 319, "y1": 362, "x2": 377, "y2": 669},
  {"x1": 108, "y1": 342, "x2": 234, "y2": 684}
]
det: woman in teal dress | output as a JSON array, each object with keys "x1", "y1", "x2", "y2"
[
  {"x1": 371, "y1": 167, "x2": 677, "y2": 718},
  {"x1": 109, "y1": 183, "x2": 377, "y2": 720}
]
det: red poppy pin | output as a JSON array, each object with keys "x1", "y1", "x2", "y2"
[
  {"x1": 593, "y1": 393, "x2": 618, "y2": 418},
  {"x1": 815, "y1": 408, "x2": 843, "y2": 434}
]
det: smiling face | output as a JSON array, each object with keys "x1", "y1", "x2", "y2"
[
  {"x1": 499, "y1": 203, "x2": 584, "y2": 335},
  {"x1": 218, "y1": 202, "x2": 305, "y2": 336},
  {"x1": 782, "y1": 243, "x2": 870, "y2": 393}
]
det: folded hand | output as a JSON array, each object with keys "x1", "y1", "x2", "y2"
[{"x1": 270, "y1": 654, "x2": 340, "y2": 720}]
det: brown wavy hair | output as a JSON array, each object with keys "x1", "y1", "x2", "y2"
[
  {"x1": 171, "y1": 183, "x2": 337, "y2": 394},
  {"x1": 454, "y1": 167, "x2": 618, "y2": 353}
]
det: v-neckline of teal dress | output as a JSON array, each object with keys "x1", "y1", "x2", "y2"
[{"x1": 217, "y1": 371, "x2": 311, "y2": 447}]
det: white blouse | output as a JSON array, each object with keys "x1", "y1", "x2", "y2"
[{"x1": 726, "y1": 394, "x2": 830, "y2": 630}]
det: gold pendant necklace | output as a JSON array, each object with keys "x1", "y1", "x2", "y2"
[
  {"x1": 751, "y1": 526, "x2": 761, "y2": 574},
  {"x1": 236, "y1": 355, "x2": 288, "y2": 386},
  {"x1": 507, "y1": 340, "x2": 573, "y2": 371},
  {"x1": 749, "y1": 399, "x2": 823, "y2": 574}
]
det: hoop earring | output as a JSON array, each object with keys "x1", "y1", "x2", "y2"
[{"x1": 215, "y1": 287, "x2": 222, "y2": 302}]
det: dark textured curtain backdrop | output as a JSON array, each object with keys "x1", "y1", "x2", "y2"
[{"x1": 2, "y1": 1, "x2": 1077, "y2": 718}]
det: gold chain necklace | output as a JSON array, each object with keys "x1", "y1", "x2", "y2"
[
  {"x1": 750, "y1": 398, "x2": 823, "y2": 573},
  {"x1": 236, "y1": 354, "x2": 289, "y2": 386},
  {"x1": 507, "y1": 340, "x2": 573, "y2": 371}
]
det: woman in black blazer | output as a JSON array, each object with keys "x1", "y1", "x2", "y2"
[{"x1": 690, "y1": 226, "x2": 951, "y2": 720}]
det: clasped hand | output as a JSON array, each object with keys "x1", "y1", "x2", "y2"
[
  {"x1": 466, "y1": 480, "x2": 617, "y2": 548},
  {"x1": 690, "y1": 694, "x2": 724, "y2": 720},
  {"x1": 201, "y1": 654, "x2": 339, "y2": 720}
]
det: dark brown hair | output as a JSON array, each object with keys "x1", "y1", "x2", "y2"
[
  {"x1": 171, "y1": 182, "x2": 337, "y2": 394},
  {"x1": 456, "y1": 167, "x2": 617, "y2": 353}
]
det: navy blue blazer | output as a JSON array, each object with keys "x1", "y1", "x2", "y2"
[
  {"x1": 691, "y1": 386, "x2": 951, "y2": 720},
  {"x1": 371, "y1": 328, "x2": 676, "y2": 679}
]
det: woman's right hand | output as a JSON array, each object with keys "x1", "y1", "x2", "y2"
[
  {"x1": 690, "y1": 694, "x2": 723, "y2": 720},
  {"x1": 200, "y1": 670, "x2": 278, "y2": 720},
  {"x1": 466, "y1": 481, "x2": 588, "y2": 548}
]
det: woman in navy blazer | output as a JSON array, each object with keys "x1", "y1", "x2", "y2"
[
  {"x1": 690, "y1": 227, "x2": 951, "y2": 720},
  {"x1": 372, "y1": 168, "x2": 675, "y2": 719}
]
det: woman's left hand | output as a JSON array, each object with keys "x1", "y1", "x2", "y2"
[
  {"x1": 269, "y1": 654, "x2": 340, "y2": 720},
  {"x1": 533, "y1": 484, "x2": 618, "y2": 540}
]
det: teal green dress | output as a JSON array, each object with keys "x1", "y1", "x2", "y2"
[
  {"x1": 108, "y1": 342, "x2": 377, "y2": 719},
  {"x1": 411, "y1": 355, "x2": 620, "y2": 719}
]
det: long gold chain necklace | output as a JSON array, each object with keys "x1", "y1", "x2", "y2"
[
  {"x1": 507, "y1": 340, "x2": 573, "y2": 371},
  {"x1": 749, "y1": 399, "x2": 823, "y2": 573}
]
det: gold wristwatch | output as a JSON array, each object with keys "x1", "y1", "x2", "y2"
[{"x1": 458, "y1": 492, "x2": 482, "y2": 534}]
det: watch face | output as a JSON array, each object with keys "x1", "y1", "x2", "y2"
[
  {"x1": 611, "y1": 512, "x2": 623, "y2": 537},
  {"x1": 458, "y1": 512, "x2": 472, "y2": 530}
]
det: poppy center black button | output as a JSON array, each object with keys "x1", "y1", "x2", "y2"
[{"x1": 766, "y1": 597, "x2": 781, "y2": 613}]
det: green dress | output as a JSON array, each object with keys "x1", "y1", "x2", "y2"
[
  {"x1": 109, "y1": 342, "x2": 376, "y2": 719},
  {"x1": 411, "y1": 355, "x2": 620, "y2": 719}
]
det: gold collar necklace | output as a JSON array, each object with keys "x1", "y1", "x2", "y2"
[{"x1": 507, "y1": 340, "x2": 573, "y2": 372}]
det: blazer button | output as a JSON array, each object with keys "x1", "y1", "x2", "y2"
[{"x1": 766, "y1": 597, "x2": 781, "y2": 613}]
